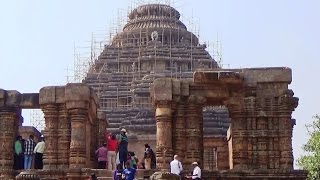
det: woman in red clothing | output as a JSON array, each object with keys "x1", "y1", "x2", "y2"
[{"x1": 107, "y1": 133, "x2": 118, "y2": 170}]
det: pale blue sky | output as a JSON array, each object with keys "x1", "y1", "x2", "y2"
[{"x1": 0, "y1": 0, "x2": 319, "y2": 167}]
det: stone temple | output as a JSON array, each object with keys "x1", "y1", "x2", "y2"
[
  {"x1": 0, "y1": 3, "x2": 308, "y2": 180},
  {"x1": 84, "y1": 4, "x2": 229, "y2": 165}
]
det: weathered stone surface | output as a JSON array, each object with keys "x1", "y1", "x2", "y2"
[
  {"x1": 194, "y1": 71, "x2": 243, "y2": 84},
  {"x1": 6, "y1": 90, "x2": 21, "y2": 107},
  {"x1": 20, "y1": 93, "x2": 40, "y2": 108},
  {"x1": 153, "y1": 78, "x2": 173, "y2": 102},
  {"x1": 39, "y1": 86, "x2": 57, "y2": 105},
  {"x1": 150, "y1": 172, "x2": 180, "y2": 180},
  {"x1": 242, "y1": 67, "x2": 292, "y2": 86}
]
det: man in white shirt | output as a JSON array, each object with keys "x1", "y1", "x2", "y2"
[
  {"x1": 34, "y1": 137, "x2": 45, "y2": 169},
  {"x1": 170, "y1": 155, "x2": 183, "y2": 176},
  {"x1": 190, "y1": 162, "x2": 201, "y2": 180}
]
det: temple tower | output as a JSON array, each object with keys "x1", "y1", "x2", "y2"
[{"x1": 84, "y1": 4, "x2": 229, "y2": 162}]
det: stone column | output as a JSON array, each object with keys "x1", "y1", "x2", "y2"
[
  {"x1": 67, "y1": 108, "x2": 88, "y2": 169},
  {"x1": 155, "y1": 100, "x2": 173, "y2": 170},
  {"x1": 277, "y1": 90, "x2": 297, "y2": 170},
  {"x1": 225, "y1": 96, "x2": 247, "y2": 170},
  {"x1": 40, "y1": 86, "x2": 64, "y2": 169},
  {"x1": 185, "y1": 95, "x2": 205, "y2": 170},
  {"x1": 97, "y1": 111, "x2": 107, "y2": 147},
  {"x1": 173, "y1": 99, "x2": 186, "y2": 161},
  {"x1": 57, "y1": 104, "x2": 70, "y2": 169},
  {"x1": 0, "y1": 109, "x2": 19, "y2": 179},
  {"x1": 0, "y1": 90, "x2": 21, "y2": 179},
  {"x1": 65, "y1": 84, "x2": 91, "y2": 169},
  {"x1": 42, "y1": 104, "x2": 59, "y2": 169}
]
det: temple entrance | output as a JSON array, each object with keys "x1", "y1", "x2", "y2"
[{"x1": 202, "y1": 106, "x2": 230, "y2": 171}]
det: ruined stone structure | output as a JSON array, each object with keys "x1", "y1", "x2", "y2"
[
  {"x1": 83, "y1": 3, "x2": 231, "y2": 163},
  {"x1": 0, "y1": 3, "x2": 308, "y2": 180},
  {"x1": 0, "y1": 84, "x2": 106, "y2": 179},
  {"x1": 152, "y1": 68, "x2": 307, "y2": 179}
]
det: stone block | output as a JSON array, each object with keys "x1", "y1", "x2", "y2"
[
  {"x1": 20, "y1": 93, "x2": 40, "y2": 108},
  {"x1": 153, "y1": 78, "x2": 172, "y2": 102},
  {"x1": 256, "y1": 82, "x2": 288, "y2": 97},
  {"x1": 55, "y1": 86, "x2": 65, "y2": 104},
  {"x1": 6, "y1": 90, "x2": 21, "y2": 107},
  {"x1": 194, "y1": 71, "x2": 219, "y2": 83},
  {"x1": 39, "y1": 86, "x2": 57, "y2": 105},
  {"x1": 194, "y1": 71, "x2": 242, "y2": 84},
  {"x1": 180, "y1": 80, "x2": 190, "y2": 96},
  {"x1": 65, "y1": 83, "x2": 91, "y2": 102},
  {"x1": 242, "y1": 67, "x2": 292, "y2": 86},
  {"x1": 172, "y1": 79, "x2": 181, "y2": 95}
]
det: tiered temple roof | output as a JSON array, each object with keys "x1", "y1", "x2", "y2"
[{"x1": 84, "y1": 4, "x2": 229, "y2": 139}]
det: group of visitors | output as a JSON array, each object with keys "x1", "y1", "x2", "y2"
[
  {"x1": 14, "y1": 135, "x2": 45, "y2": 170},
  {"x1": 170, "y1": 155, "x2": 202, "y2": 180},
  {"x1": 95, "y1": 128, "x2": 157, "y2": 180}
]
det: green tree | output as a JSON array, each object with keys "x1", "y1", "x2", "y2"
[{"x1": 297, "y1": 115, "x2": 320, "y2": 180}]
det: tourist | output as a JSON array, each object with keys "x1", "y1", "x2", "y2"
[
  {"x1": 95, "y1": 143, "x2": 108, "y2": 169},
  {"x1": 113, "y1": 164, "x2": 124, "y2": 180},
  {"x1": 118, "y1": 128, "x2": 128, "y2": 168},
  {"x1": 170, "y1": 155, "x2": 183, "y2": 176},
  {"x1": 24, "y1": 135, "x2": 36, "y2": 169},
  {"x1": 144, "y1": 144, "x2": 156, "y2": 169},
  {"x1": 14, "y1": 136, "x2": 23, "y2": 170},
  {"x1": 107, "y1": 133, "x2": 118, "y2": 170},
  {"x1": 34, "y1": 137, "x2": 45, "y2": 169},
  {"x1": 123, "y1": 161, "x2": 136, "y2": 180},
  {"x1": 127, "y1": 152, "x2": 138, "y2": 169},
  {"x1": 186, "y1": 162, "x2": 201, "y2": 180}
]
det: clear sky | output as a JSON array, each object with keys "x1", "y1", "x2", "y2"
[{"x1": 1, "y1": 0, "x2": 319, "y2": 167}]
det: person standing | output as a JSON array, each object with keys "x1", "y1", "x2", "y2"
[
  {"x1": 34, "y1": 137, "x2": 45, "y2": 169},
  {"x1": 24, "y1": 135, "x2": 36, "y2": 169},
  {"x1": 144, "y1": 144, "x2": 156, "y2": 169},
  {"x1": 107, "y1": 133, "x2": 118, "y2": 170},
  {"x1": 14, "y1": 136, "x2": 23, "y2": 170},
  {"x1": 189, "y1": 162, "x2": 201, "y2": 180},
  {"x1": 170, "y1": 155, "x2": 183, "y2": 176},
  {"x1": 95, "y1": 143, "x2": 108, "y2": 169},
  {"x1": 118, "y1": 128, "x2": 128, "y2": 168},
  {"x1": 113, "y1": 164, "x2": 124, "y2": 180}
]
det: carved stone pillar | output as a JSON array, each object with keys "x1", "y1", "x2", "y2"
[
  {"x1": 225, "y1": 96, "x2": 247, "y2": 170},
  {"x1": 57, "y1": 104, "x2": 70, "y2": 169},
  {"x1": 155, "y1": 100, "x2": 173, "y2": 170},
  {"x1": 42, "y1": 104, "x2": 59, "y2": 169},
  {"x1": 185, "y1": 95, "x2": 205, "y2": 170},
  {"x1": 173, "y1": 99, "x2": 186, "y2": 161},
  {"x1": 0, "y1": 108, "x2": 19, "y2": 179},
  {"x1": 68, "y1": 108, "x2": 88, "y2": 169},
  {"x1": 277, "y1": 90, "x2": 297, "y2": 170},
  {"x1": 65, "y1": 84, "x2": 91, "y2": 169}
]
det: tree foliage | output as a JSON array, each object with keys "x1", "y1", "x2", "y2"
[{"x1": 297, "y1": 115, "x2": 320, "y2": 180}]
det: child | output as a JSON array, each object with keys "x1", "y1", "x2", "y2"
[{"x1": 113, "y1": 164, "x2": 124, "y2": 180}]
